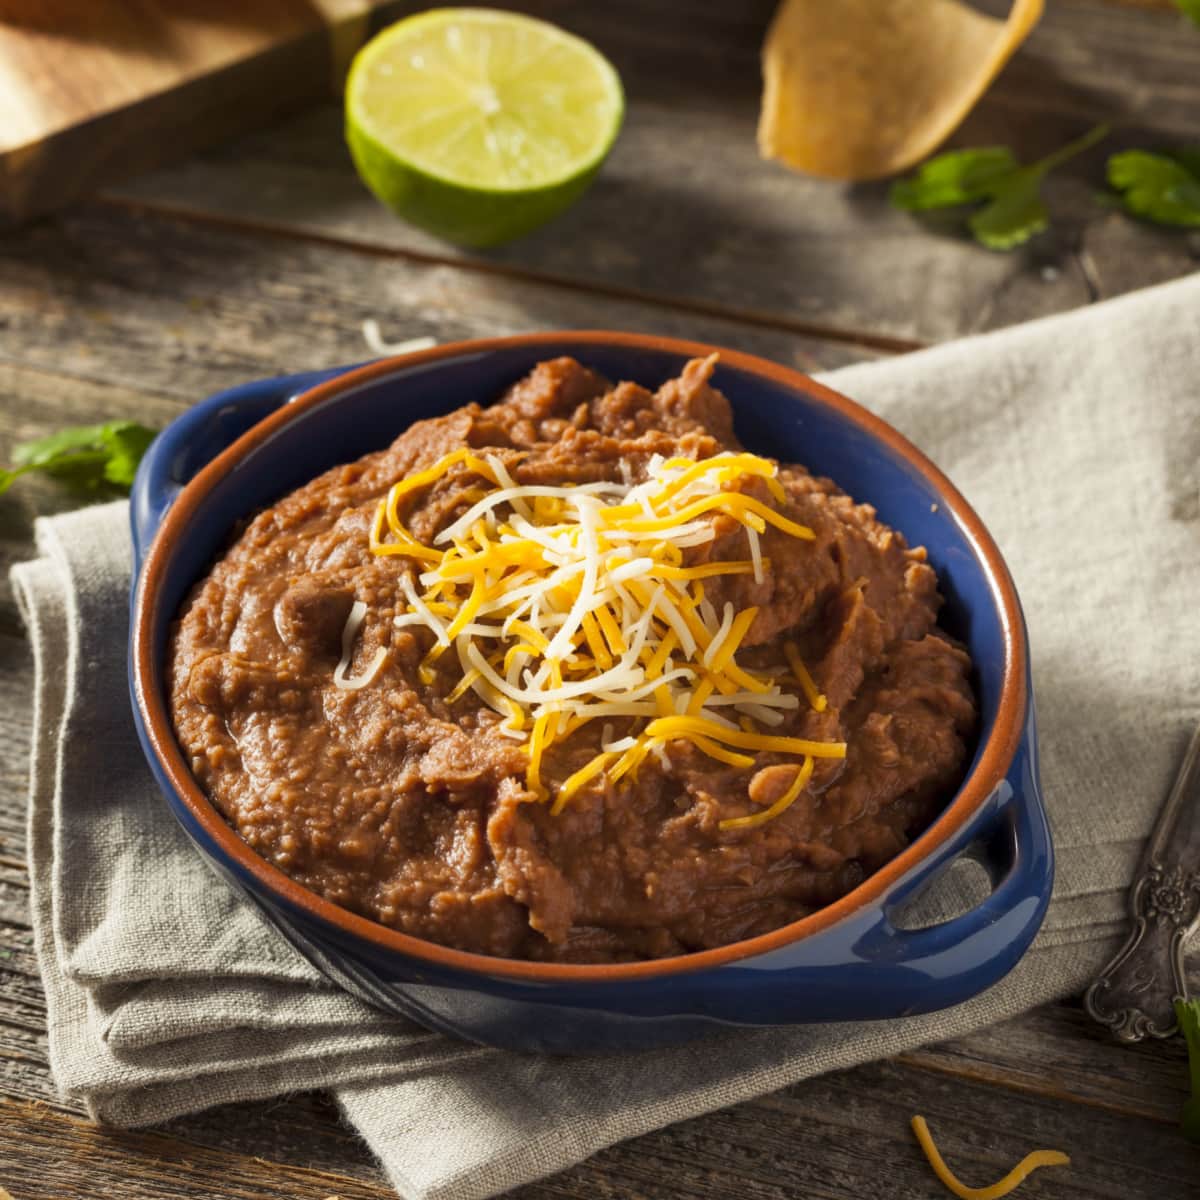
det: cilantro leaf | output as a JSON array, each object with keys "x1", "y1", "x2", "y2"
[
  {"x1": 1107, "y1": 150, "x2": 1200, "y2": 228},
  {"x1": 1176, "y1": 998, "x2": 1200, "y2": 1143},
  {"x1": 889, "y1": 124, "x2": 1109, "y2": 251},
  {"x1": 968, "y1": 167, "x2": 1049, "y2": 250},
  {"x1": 890, "y1": 147, "x2": 1020, "y2": 210},
  {"x1": 1174, "y1": 148, "x2": 1200, "y2": 178},
  {"x1": 0, "y1": 421, "x2": 158, "y2": 498},
  {"x1": 0, "y1": 464, "x2": 36, "y2": 496},
  {"x1": 98, "y1": 422, "x2": 157, "y2": 487},
  {"x1": 1172, "y1": 0, "x2": 1200, "y2": 28}
]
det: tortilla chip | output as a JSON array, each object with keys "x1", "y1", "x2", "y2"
[{"x1": 759, "y1": 0, "x2": 1044, "y2": 180}]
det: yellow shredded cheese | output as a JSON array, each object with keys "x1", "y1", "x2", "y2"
[
  {"x1": 687, "y1": 734, "x2": 756, "y2": 770},
  {"x1": 912, "y1": 1116, "x2": 1070, "y2": 1200},
  {"x1": 784, "y1": 640, "x2": 828, "y2": 712},
  {"x1": 719, "y1": 755, "x2": 814, "y2": 830},
  {"x1": 551, "y1": 751, "x2": 617, "y2": 816},
  {"x1": 641, "y1": 715, "x2": 845, "y2": 759},
  {"x1": 367, "y1": 446, "x2": 847, "y2": 821}
]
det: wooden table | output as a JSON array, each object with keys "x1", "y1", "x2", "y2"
[{"x1": 2, "y1": 2, "x2": 1199, "y2": 1196}]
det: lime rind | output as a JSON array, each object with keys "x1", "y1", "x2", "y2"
[
  {"x1": 345, "y1": 8, "x2": 623, "y2": 246},
  {"x1": 346, "y1": 119, "x2": 610, "y2": 247}
]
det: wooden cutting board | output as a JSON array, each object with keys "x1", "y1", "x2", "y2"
[{"x1": 0, "y1": 0, "x2": 403, "y2": 226}]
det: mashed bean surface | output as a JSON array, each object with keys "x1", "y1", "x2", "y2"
[{"x1": 170, "y1": 358, "x2": 976, "y2": 962}]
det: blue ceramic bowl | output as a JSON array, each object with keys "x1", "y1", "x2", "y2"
[{"x1": 130, "y1": 333, "x2": 1051, "y2": 1053}]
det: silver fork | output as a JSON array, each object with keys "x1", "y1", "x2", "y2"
[{"x1": 1084, "y1": 722, "x2": 1200, "y2": 1041}]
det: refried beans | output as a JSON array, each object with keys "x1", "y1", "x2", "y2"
[{"x1": 169, "y1": 356, "x2": 976, "y2": 962}]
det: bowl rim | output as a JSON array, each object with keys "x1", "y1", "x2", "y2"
[{"x1": 133, "y1": 330, "x2": 1028, "y2": 984}]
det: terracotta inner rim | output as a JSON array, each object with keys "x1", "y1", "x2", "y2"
[{"x1": 133, "y1": 331, "x2": 1028, "y2": 984}]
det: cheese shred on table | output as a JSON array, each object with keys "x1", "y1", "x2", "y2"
[
  {"x1": 911, "y1": 1116, "x2": 1070, "y2": 1200},
  {"x1": 348, "y1": 447, "x2": 846, "y2": 823}
]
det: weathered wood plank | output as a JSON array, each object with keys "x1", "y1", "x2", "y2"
[
  {"x1": 0, "y1": 630, "x2": 34, "y2": 808},
  {"x1": 0, "y1": 951, "x2": 44, "y2": 1014},
  {"x1": 0, "y1": 205, "x2": 870, "y2": 416},
  {"x1": 2, "y1": 5, "x2": 1197, "y2": 1193},
  {"x1": 663, "y1": 1059, "x2": 1196, "y2": 1200},
  {"x1": 103, "y1": 0, "x2": 1200, "y2": 346},
  {"x1": 0, "y1": 1001, "x2": 59, "y2": 1114},
  {"x1": 0, "y1": 925, "x2": 40, "y2": 987},
  {"x1": 0, "y1": 1100, "x2": 393, "y2": 1200},
  {"x1": 0, "y1": 860, "x2": 29, "y2": 949},
  {"x1": 0, "y1": 977, "x2": 1189, "y2": 1190},
  {"x1": 902, "y1": 998, "x2": 1192, "y2": 1126},
  {"x1": 3, "y1": 1041, "x2": 1198, "y2": 1200},
  {"x1": 0, "y1": 0, "x2": 402, "y2": 226}
]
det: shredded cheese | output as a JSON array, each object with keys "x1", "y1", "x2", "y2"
[
  {"x1": 719, "y1": 755, "x2": 814, "y2": 830},
  {"x1": 361, "y1": 319, "x2": 437, "y2": 358},
  {"x1": 912, "y1": 1116, "x2": 1070, "y2": 1200},
  {"x1": 363, "y1": 447, "x2": 846, "y2": 821},
  {"x1": 784, "y1": 640, "x2": 828, "y2": 712},
  {"x1": 640, "y1": 715, "x2": 845, "y2": 758},
  {"x1": 334, "y1": 601, "x2": 388, "y2": 691}
]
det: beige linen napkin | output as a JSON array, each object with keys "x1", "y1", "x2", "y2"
[{"x1": 12, "y1": 271, "x2": 1200, "y2": 1199}]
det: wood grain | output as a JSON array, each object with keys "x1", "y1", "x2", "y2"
[
  {"x1": 0, "y1": 204, "x2": 870, "y2": 413},
  {"x1": 104, "y1": 0, "x2": 1200, "y2": 348},
  {"x1": 1, "y1": 1037, "x2": 1197, "y2": 1199},
  {"x1": 0, "y1": 0, "x2": 403, "y2": 226},
  {"x1": 3, "y1": 2, "x2": 1199, "y2": 1197}
]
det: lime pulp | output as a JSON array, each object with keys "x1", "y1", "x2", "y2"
[{"x1": 345, "y1": 8, "x2": 624, "y2": 247}]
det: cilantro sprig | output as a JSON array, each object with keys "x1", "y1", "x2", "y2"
[
  {"x1": 1107, "y1": 149, "x2": 1200, "y2": 228},
  {"x1": 1177, "y1": 998, "x2": 1200, "y2": 1144},
  {"x1": 889, "y1": 124, "x2": 1110, "y2": 250},
  {"x1": 0, "y1": 421, "x2": 158, "y2": 498},
  {"x1": 1172, "y1": 0, "x2": 1200, "y2": 28}
]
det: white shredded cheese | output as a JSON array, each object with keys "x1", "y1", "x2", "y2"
[
  {"x1": 361, "y1": 319, "x2": 437, "y2": 358},
  {"x1": 334, "y1": 600, "x2": 388, "y2": 691},
  {"x1": 747, "y1": 524, "x2": 764, "y2": 584},
  {"x1": 363, "y1": 444, "x2": 839, "y2": 811},
  {"x1": 702, "y1": 603, "x2": 736, "y2": 669}
]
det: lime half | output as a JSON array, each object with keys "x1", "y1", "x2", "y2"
[{"x1": 346, "y1": 8, "x2": 624, "y2": 248}]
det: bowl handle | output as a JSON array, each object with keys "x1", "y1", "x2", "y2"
[
  {"x1": 735, "y1": 721, "x2": 1052, "y2": 1021},
  {"x1": 875, "y1": 766, "x2": 1051, "y2": 988},
  {"x1": 849, "y1": 722, "x2": 1052, "y2": 1014},
  {"x1": 129, "y1": 365, "x2": 358, "y2": 574}
]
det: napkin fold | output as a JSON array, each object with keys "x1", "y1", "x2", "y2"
[{"x1": 12, "y1": 271, "x2": 1200, "y2": 1200}]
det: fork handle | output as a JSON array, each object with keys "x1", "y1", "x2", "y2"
[{"x1": 1084, "y1": 724, "x2": 1200, "y2": 1040}]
